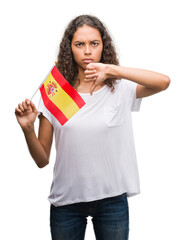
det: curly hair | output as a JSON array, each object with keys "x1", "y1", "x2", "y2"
[{"x1": 56, "y1": 15, "x2": 120, "y2": 91}]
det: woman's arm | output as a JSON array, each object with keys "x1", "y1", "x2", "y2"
[
  {"x1": 105, "y1": 65, "x2": 171, "y2": 98},
  {"x1": 84, "y1": 63, "x2": 171, "y2": 97},
  {"x1": 15, "y1": 99, "x2": 53, "y2": 168}
]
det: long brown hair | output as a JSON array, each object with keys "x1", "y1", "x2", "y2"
[{"x1": 56, "y1": 15, "x2": 120, "y2": 91}]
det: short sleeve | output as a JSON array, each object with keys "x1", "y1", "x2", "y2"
[
  {"x1": 122, "y1": 80, "x2": 142, "y2": 112},
  {"x1": 37, "y1": 97, "x2": 53, "y2": 124}
]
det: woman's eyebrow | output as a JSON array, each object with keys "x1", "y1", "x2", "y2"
[
  {"x1": 74, "y1": 39, "x2": 101, "y2": 43},
  {"x1": 74, "y1": 41, "x2": 83, "y2": 43}
]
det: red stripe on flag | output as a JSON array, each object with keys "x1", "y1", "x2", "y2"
[
  {"x1": 51, "y1": 66, "x2": 85, "y2": 108},
  {"x1": 40, "y1": 85, "x2": 68, "y2": 126}
]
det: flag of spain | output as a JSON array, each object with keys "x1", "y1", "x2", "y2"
[{"x1": 40, "y1": 66, "x2": 86, "y2": 125}]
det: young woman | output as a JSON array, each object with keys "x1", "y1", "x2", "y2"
[{"x1": 15, "y1": 15, "x2": 170, "y2": 240}]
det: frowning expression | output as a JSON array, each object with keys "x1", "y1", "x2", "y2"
[{"x1": 71, "y1": 25, "x2": 103, "y2": 71}]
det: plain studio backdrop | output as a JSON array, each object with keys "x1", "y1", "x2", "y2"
[{"x1": 1, "y1": 0, "x2": 184, "y2": 239}]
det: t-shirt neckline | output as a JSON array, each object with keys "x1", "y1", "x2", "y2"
[{"x1": 77, "y1": 85, "x2": 107, "y2": 96}]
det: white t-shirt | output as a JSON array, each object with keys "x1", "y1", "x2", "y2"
[{"x1": 37, "y1": 79, "x2": 142, "y2": 206}]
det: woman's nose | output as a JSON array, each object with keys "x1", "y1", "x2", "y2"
[{"x1": 84, "y1": 45, "x2": 91, "y2": 55}]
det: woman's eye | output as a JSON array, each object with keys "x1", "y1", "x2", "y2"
[
  {"x1": 76, "y1": 43, "x2": 83, "y2": 47},
  {"x1": 92, "y1": 42, "x2": 98, "y2": 46}
]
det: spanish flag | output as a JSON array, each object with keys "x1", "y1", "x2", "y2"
[{"x1": 39, "y1": 66, "x2": 86, "y2": 125}]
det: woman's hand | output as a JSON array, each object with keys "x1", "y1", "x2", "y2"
[
  {"x1": 15, "y1": 99, "x2": 38, "y2": 131},
  {"x1": 84, "y1": 63, "x2": 110, "y2": 95}
]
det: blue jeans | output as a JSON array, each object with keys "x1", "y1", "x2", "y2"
[{"x1": 50, "y1": 193, "x2": 129, "y2": 240}]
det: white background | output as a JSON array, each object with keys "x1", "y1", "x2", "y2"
[{"x1": 1, "y1": 0, "x2": 185, "y2": 239}]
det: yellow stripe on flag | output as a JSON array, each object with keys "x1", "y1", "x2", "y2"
[{"x1": 44, "y1": 73, "x2": 80, "y2": 119}]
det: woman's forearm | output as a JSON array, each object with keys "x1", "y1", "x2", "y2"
[
  {"x1": 106, "y1": 64, "x2": 170, "y2": 90},
  {"x1": 22, "y1": 125, "x2": 49, "y2": 168}
]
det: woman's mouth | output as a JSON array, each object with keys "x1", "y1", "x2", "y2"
[{"x1": 83, "y1": 59, "x2": 93, "y2": 64}]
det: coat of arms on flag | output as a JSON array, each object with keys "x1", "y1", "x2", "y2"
[
  {"x1": 46, "y1": 81, "x2": 58, "y2": 98},
  {"x1": 39, "y1": 65, "x2": 86, "y2": 126}
]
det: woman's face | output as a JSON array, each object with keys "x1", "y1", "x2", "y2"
[{"x1": 71, "y1": 25, "x2": 103, "y2": 71}]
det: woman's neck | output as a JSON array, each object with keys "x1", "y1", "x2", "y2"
[{"x1": 77, "y1": 68, "x2": 87, "y2": 85}]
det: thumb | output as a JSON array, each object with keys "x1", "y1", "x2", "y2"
[
  {"x1": 30, "y1": 101, "x2": 38, "y2": 113},
  {"x1": 90, "y1": 81, "x2": 98, "y2": 95}
]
